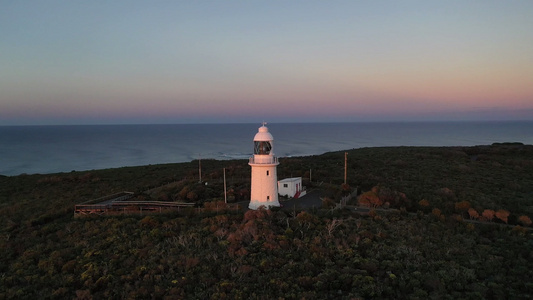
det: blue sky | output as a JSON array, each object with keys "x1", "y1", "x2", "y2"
[{"x1": 1, "y1": 1, "x2": 532, "y2": 125}]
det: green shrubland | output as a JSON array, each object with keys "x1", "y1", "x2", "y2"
[{"x1": 1, "y1": 144, "x2": 533, "y2": 299}]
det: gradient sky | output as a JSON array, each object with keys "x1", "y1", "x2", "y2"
[{"x1": 1, "y1": 1, "x2": 533, "y2": 125}]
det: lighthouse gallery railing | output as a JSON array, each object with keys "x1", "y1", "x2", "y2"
[{"x1": 249, "y1": 156, "x2": 278, "y2": 165}]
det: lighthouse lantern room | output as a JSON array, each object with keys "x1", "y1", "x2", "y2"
[{"x1": 249, "y1": 123, "x2": 280, "y2": 210}]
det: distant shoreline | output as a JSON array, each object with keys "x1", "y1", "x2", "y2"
[
  {"x1": 3, "y1": 143, "x2": 531, "y2": 177},
  {"x1": 2, "y1": 122, "x2": 532, "y2": 176}
]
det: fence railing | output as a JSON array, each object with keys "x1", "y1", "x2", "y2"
[
  {"x1": 339, "y1": 188, "x2": 358, "y2": 207},
  {"x1": 77, "y1": 191, "x2": 135, "y2": 205},
  {"x1": 74, "y1": 200, "x2": 195, "y2": 216}
]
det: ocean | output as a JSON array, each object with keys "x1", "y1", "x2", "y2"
[{"x1": 1, "y1": 121, "x2": 532, "y2": 176}]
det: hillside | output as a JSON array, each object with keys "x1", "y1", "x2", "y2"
[{"x1": 1, "y1": 144, "x2": 532, "y2": 299}]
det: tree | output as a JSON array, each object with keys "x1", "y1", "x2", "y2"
[
  {"x1": 454, "y1": 201, "x2": 471, "y2": 214},
  {"x1": 439, "y1": 187, "x2": 456, "y2": 199},
  {"x1": 418, "y1": 199, "x2": 430, "y2": 213},
  {"x1": 341, "y1": 183, "x2": 351, "y2": 192},
  {"x1": 482, "y1": 209, "x2": 495, "y2": 222},
  {"x1": 179, "y1": 186, "x2": 190, "y2": 199},
  {"x1": 495, "y1": 209, "x2": 510, "y2": 224},
  {"x1": 325, "y1": 219, "x2": 343, "y2": 237},
  {"x1": 186, "y1": 191, "x2": 198, "y2": 201},
  {"x1": 322, "y1": 197, "x2": 336, "y2": 209},
  {"x1": 467, "y1": 208, "x2": 479, "y2": 220},
  {"x1": 358, "y1": 188, "x2": 382, "y2": 208},
  {"x1": 518, "y1": 215, "x2": 532, "y2": 227},
  {"x1": 296, "y1": 211, "x2": 319, "y2": 230},
  {"x1": 418, "y1": 199, "x2": 429, "y2": 208}
]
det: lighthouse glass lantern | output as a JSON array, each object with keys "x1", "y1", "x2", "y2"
[{"x1": 249, "y1": 123, "x2": 280, "y2": 210}]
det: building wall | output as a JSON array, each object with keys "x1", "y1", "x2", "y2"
[
  {"x1": 278, "y1": 177, "x2": 302, "y2": 198},
  {"x1": 249, "y1": 163, "x2": 280, "y2": 209}
]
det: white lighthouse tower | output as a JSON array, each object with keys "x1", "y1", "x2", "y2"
[{"x1": 249, "y1": 123, "x2": 280, "y2": 210}]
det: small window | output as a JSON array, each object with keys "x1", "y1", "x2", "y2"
[
  {"x1": 267, "y1": 196, "x2": 270, "y2": 201},
  {"x1": 283, "y1": 184, "x2": 288, "y2": 188},
  {"x1": 266, "y1": 170, "x2": 269, "y2": 176}
]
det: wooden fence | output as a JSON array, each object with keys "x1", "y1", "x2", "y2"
[{"x1": 74, "y1": 201, "x2": 196, "y2": 217}]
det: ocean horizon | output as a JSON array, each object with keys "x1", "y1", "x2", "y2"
[{"x1": 1, "y1": 121, "x2": 532, "y2": 176}]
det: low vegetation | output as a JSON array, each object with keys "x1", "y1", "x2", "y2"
[{"x1": 1, "y1": 144, "x2": 532, "y2": 298}]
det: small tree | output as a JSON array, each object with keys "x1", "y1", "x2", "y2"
[
  {"x1": 341, "y1": 183, "x2": 351, "y2": 193},
  {"x1": 418, "y1": 199, "x2": 430, "y2": 208},
  {"x1": 432, "y1": 208, "x2": 441, "y2": 218},
  {"x1": 482, "y1": 209, "x2": 495, "y2": 222},
  {"x1": 455, "y1": 201, "x2": 471, "y2": 214},
  {"x1": 187, "y1": 191, "x2": 198, "y2": 201},
  {"x1": 322, "y1": 197, "x2": 336, "y2": 209},
  {"x1": 495, "y1": 209, "x2": 510, "y2": 224},
  {"x1": 358, "y1": 188, "x2": 382, "y2": 208},
  {"x1": 468, "y1": 208, "x2": 479, "y2": 220},
  {"x1": 326, "y1": 219, "x2": 343, "y2": 237},
  {"x1": 418, "y1": 199, "x2": 430, "y2": 213},
  {"x1": 431, "y1": 207, "x2": 445, "y2": 221},
  {"x1": 518, "y1": 215, "x2": 532, "y2": 227}
]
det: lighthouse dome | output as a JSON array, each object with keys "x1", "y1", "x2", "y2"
[{"x1": 253, "y1": 125, "x2": 274, "y2": 141}]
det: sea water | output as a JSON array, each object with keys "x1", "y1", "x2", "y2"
[{"x1": 1, "y1": 122, "x2": 532, "y2": 176}]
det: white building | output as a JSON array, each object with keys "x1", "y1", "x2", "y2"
[
  {"x1": 248, "y1": 123, "x2": 280, "y2": 210},
  {"x1": 278, "y1": 177, "x2": 306, "y2": 198}
]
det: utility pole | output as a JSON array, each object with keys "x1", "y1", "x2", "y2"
[
  {"x1": 223, "y1": 168, "x2": 227, "y2": 204},
  {"x1": 198, "y1": 154, "x2": 202, "y2": 183},
  {"x1": 344, "y1": 152, "x2": 348, "y2": 185}
]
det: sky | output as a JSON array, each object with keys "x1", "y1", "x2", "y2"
[{"x1": 1, "y1": 1, "x2": 533, "y2": 125}]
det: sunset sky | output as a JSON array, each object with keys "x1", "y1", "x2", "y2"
[{"x1": 1, "y1": 1, "x2": 532, "y2": 125}]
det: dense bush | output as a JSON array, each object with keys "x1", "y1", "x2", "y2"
[
  {"x1": 2, "y1": 207, "x2": 532, "y2": 299},
  {"x1": 1, "y1": 144, "x2": 533, "y2": 298}
]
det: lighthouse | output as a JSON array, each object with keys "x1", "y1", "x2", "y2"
[{"x1": 249, "y1": 123, "x2": 280, "y2": 210}]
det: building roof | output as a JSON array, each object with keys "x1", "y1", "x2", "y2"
[
  {"x1": 278, "y1": 177, "x2": 301, "y2": 183},
  {"x1": 253, "y1": 125, "x2": 274, "y2": 141}
]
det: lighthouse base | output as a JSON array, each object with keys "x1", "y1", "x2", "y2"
[{"x1": 248, "y1": 199, "x2": 280, "y2": 210}]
